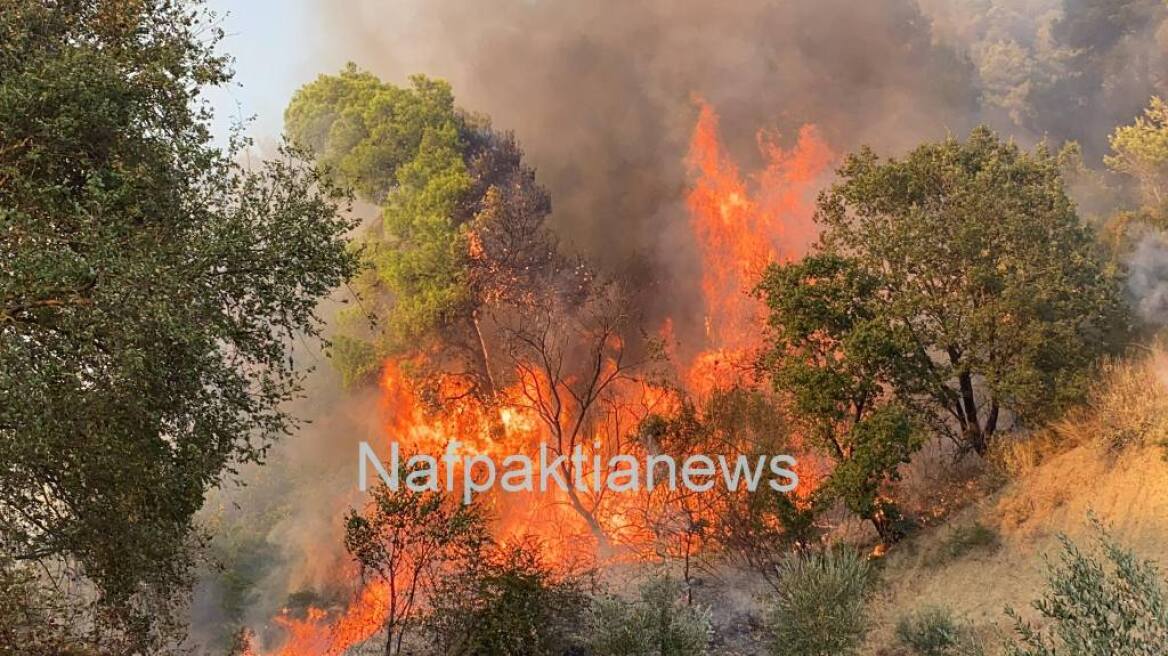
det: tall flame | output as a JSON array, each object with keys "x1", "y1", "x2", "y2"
[{"x1": 683, "y1": 98, "x2": 833, "y2": 394}]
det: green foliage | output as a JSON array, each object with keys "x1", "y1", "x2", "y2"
[
  {"x1": 284, "y1": 65, "x2": 462, "y2": 203},
  {"x1": 587, "y1": 575, "x2": 712, "y2": 656},
  {"x1": 330, "y1": 333, "x2": 383, "y2": 388},
  {"x1": 757, "y1": 254, "x2": 924, "y2": 541},
  {"x1": 765, "y1": 548, "x2": 873, "y2": 656},
  {"x1": 287, "y1": 67, "x2": 471, "y2": 351},
  {"x1": 0, "y1": 556, "x2": 104, "y2": 655},
  {"x1": 1106, "y1": 97, "x2": 1168, "y2": 207},
  {"x1": 764, "y1": 126, "x2": 1129, "y2": 462},
  {"x1": 0, "y1": 0, "x2": 356, "y2": 650},
  {"x1": 896, "y1": 606, "x2": 984, "y2": 656},
  {"x1": 425, "y1": 541, "x2": 590, "y2": 656},
  {"x1": 286, "y1": 68, "x2": 563, "y2": 393},
  {"x1": 1006, "y1": 520, "x2": 1168, "y2": 656}
]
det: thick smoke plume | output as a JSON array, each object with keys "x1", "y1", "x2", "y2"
[
  {"x1": 305, "y1": 0, "x2": 1166, "y2": 329},
  {"x1": 311, "y1": 0, "x2": 977, "y2": 278}
]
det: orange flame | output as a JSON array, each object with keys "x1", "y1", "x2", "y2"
[{"x1": 254, "y1": 99, "x2": 834, "y2": 655}]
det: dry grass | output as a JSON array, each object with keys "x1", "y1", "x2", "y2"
[
  {"x1": 1088, "y1": 349, "x2": 1168, "y2": 452},
  {"x1": 861, "y1": 349, "x2": 1168, "y2": 656},
  {"x1": 989, "y1": 348, "x2": 1168, "y2": 479}
]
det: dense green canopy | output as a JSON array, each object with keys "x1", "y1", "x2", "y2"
[
  {"x1": 0, "y1": 0, "x2": 356, "y2": 649},
  {"x1": 759, "y1": 127, "x2": 1130, "y2": 541},
  {"x1": 285, "y1": 66, "x2": 564, "y2": 395}
]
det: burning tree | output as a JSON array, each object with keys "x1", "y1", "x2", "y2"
[
  {"x1": 285, "y1": 67, "x2": 569, "y2": 401},
  {"x1": 498, "y1": 279, "x2": 665, "y2": 550},
  {"x1": 343, "y1": 479, "x2": 488, "y2": 656}
]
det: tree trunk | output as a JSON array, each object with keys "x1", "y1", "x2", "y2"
[
  {"x1": 564, "y1": 484, "x2": 610, "y2": 552},
  {"x1": 471, "y1": 311, "x2": 497, "y2": 397},
  {"x1": 957, "y1": 371, "x2": 987, "y2": 455},
  {"x1": 868, "y1": 501, "x2": 904, "y2": 545}
]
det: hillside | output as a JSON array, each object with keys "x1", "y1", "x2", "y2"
[{"x1": 865, "y1": 353, "x2": 1168, "y2": 654}]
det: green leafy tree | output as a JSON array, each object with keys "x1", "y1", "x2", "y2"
[
  {"x1": 285, "y1": 68, "x2": 564, "y2": 397},
  {"x1": 286, "y1": 66, "x2": 470, "y2": 348},
  {"x1": 587, "y1": 575, "x2": 711, "y2": 656},
  {"x1": 758, "y1": 254, "x2": 923, "y2": 542},
  {"x1": 0, "y1": 0, "x2": 356, "y2": 650},
  {"x1": 1007, "y1": 519, "x2": 1168, "y2": 656},
  {"x1": 766, "y1": 126, "x2": 1128, "y2": 460},
  {"x1": 1106, "y1": 96, "x2": 1168, "y2": 207}
]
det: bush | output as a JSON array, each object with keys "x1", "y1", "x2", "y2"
[
  {"x1": 587, "y1": 574, "x2": 711, "y2": 656},
  {"x1": 766, "y1": 548, "x2": 873, "y2": 656},
  {"x1": 425, "y1": 542, "x2": 590, "y2": 656},
  {"x1": 1006, "y1": 519, "x2": 1168, "y2": 656},
  {"x1": 895, "y1": 606, "x2": 984, "y2": 656}
]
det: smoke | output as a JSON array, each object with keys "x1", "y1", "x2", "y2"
[
  {"x1": 306, "y1": 0, "x2": 980, "y2": 308},
  {"x1": 1127, "y1": 231, "x2": 1168, "y2": 325},
  {"x1": 920, "y1": 0, "x2": 1168, "y2": 154},
  {"x1": 190, "y1": 292, "x2": 388, "y2": 650},
  {"x1": 302, "y1": 0, "x2": 1166, "y2": 323}
]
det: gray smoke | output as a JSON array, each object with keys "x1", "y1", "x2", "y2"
[
  {"x1": 1128, "y1": 231, "x2": 1168, "y2": 325},
  {"x1": 303, "y1": 0, "x2": 1166, "y2": 332}
]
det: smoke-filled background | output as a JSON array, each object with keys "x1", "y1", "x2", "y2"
[{"x1": 194, "y1": 0, "x2": 1168, "y2": 648}]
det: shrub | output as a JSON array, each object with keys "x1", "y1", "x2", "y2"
[
  {"x1": 1006, "y1": 519, "x2": 1168, "y2": 656},
  {"x1": 588, "y1": 574, "x2": 711, "y2": 656},
  {"x1": 425, "y1": 541, "x2": 590, "y2": 656},
  {"x1": 895, "y1": 606, "x2": 984, "y2": 656},
  {"x1": 766, "y1": 548, "x2": 873, "y2": 656}
]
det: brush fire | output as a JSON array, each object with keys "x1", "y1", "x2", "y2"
[
  {"x1": 8, "y1": 3, "x2": 1168, "y2": 655},
  {"x1": 239, "y1": 100, "x2": 835, "y2": 656}
]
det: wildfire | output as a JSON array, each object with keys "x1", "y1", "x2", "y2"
[
  {"x1": 255, "y1": 100, "x2": 834, "y2": 655},
  {"x1": 685, "y1": 97, "x2": 833, "y2": 354}
]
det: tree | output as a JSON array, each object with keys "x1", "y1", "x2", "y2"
[
  {"x1": 285, "y1": 68, "x2": 565, "y2": 398},
  {"x1": 765, "y1": 548, "x2": 873, "y2": 656},
  {"x1": 344, "y1": 480, "x2": 488, "y2": 656},
  {"x1": 1006, "y1": 519, "x2": 1168, "y2": 656},
  {"x1": 1106, "y1": 96, "x2": 1168, "y2": 207},
  {"x1": 498, "y1": 280, "x2": 652, "y2": 549},
  {"x1": 0, "y1": 0, "x2": 356, "y2": 650},
  {"x1": 768, "y1": 126, "x2": 1128, "y2": 458},
  {"x1": 587, "y1": 574, "x2": 711, "y2": 656},
  {"x1": 758, "y1": 254, "x2": 923, "y2": 542}
]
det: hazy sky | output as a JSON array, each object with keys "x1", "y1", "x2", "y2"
[{"x1": 204, "y1": 0, "x2": 334, "y2": 143}]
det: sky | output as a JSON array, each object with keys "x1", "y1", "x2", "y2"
[{"x1": 204, "y1": 0, "x2": 334, "y2": 144}]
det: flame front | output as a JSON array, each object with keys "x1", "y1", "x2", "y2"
[{"x1": 254, "y1": 100, "x2": 834, "y2": 655}]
